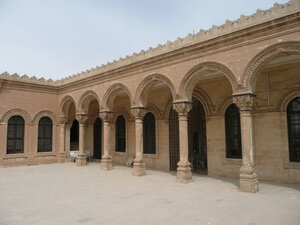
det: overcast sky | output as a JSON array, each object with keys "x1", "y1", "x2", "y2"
[{"x1": 0, "y1": 0, "x2": 290, "y2": 80}]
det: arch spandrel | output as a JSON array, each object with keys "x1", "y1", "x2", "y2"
[
  {"x1": 178, "y1": 62, "x2": 238, "y2": 101},
  {"x1": 134, "y1": 73, "x2": 176, "y2": 107},
  {"x1": 59, "y1": 95, "x2": 76, "y2": 116},
  {"x1": 242, "y1": 41, "x2": 300, "y2": 92}
]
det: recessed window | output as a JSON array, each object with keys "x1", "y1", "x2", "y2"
[
  {"x1": 143, "y1": 112, "x2": 156, "y2": 154},
  {"x1": 287, "y1": 97, "x2": 300, "y2": 162},
  {"x1": 38, "y1": 117, "x2": 53, "y2": 152},
  {"x1": 115, "y1": 115, "x2": 126, "y2": 152},
  {"x1": 7, "y1": 116, "x2": 25, "y2": 154}
]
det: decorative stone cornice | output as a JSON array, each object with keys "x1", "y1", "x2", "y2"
[
  {"x1": 0, "y1": 0, "x2": 299, "y2": 86},
  {"x1": 99, "y1": 111, "x2": 114, "y2": 122},
  {"x1": 233, "y1": 94, "x2": 256, "y2": 111},
  {"x1": 75, "y1": 114, "x2": 88, "y2": 124},
  {"x1": 130, "y1": 107, "x2": 147, "y2": 119},
  {"x1": 173, "y1": 101, "x2": 193, "y2": 116}
]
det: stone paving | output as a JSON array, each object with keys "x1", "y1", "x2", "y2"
[{"x1": 0, "y1": 163, "x2": 299, "y2": 225}]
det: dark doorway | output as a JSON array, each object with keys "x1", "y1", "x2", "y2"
[
  {"x1": 70, "y1": 119, "x2": 79, "y2": 151},
  {"x1": 169, "y1": 108, "x2": 179, "y2": 171},
  {"x1": 188, "y1": 97, "x2": 207, "y2": 174},
  {"x1": 93, "y1": 118, "x2": 102, "y2": 159}
]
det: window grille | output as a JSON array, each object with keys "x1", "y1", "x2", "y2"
[
  {"x1": 93, "y1": 118, "x2": 102, "y2": 159},
  {"x1": 70, "y1": 119, "x2": 79, "y2": 151},
  {"x1": 38, "y1": 117, "x2": 53, "y2": 152},
  {"x1": 225, "y1": 104, "x2": 242, "y2": 159},
  {"x1": 115, "y1": 115, "x2": 126, "y2": 152},
  {"x1": 287, "y1": 97, "x2": 300, "y2": 162},
  {"x1": 7, "y1": 116, "x2": 25, "y2": 154},
  {"x1": 143, "y1": 112, "x2": 156, "y2": 154},
  {"x1": 169, "y1": 109, "x2": 179, "y2": 171}
]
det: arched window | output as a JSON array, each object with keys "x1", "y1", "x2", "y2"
[
  {"x1": 115, "y1": 115, "x2": 126, "y2": 152},
  {"x1": 143, "y1": 112, "x2": 156, "y2": 154},
  {"x1": 225, "y1": 104, "x2": 242, "y2": 159},
  {"x1": 38, "y1": 117, "x2": 53, "y2": 152},
  {"x1": 7, "y1": 115, "x2": 25, "y2": 154},
  {"x1": 287, "y1": 97, "x2": 300, "y2": 162}
]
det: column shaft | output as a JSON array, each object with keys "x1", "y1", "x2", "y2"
[
  {"x1": 76, "y1": 114, "x2": 88, "y2": 166},
  {"x1": 100, "y1": 111, "x2": 113, "y2": 170}
]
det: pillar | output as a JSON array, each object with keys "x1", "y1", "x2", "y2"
[
  {"x1": 76, "y1": 114, "x2": 88, "y2": 166},
  {"x1": 233, "y1": 93, "x2": 258, "y2": 193},
  {"x1": 99, "y1": 111, "x2": 114, "y2": 170},
  {"x1": 173, "y1": 101, "x2": 193, "y2": 183},
  {"x1": 58, "y1": 115, "x2": 67, "y2": 163},
  {"x1": 65, "y1": 123, "x2": 71, "y2": 160},
  {"x1": 130, "y1": 107, "x2": 147, "y2": 176}
]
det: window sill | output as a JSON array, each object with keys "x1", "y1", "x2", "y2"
[
  {"x1": 3, "y1": 153, "x2": 28, "y2": 159},
  {"x1": 284, "y1": 162, "x2": 300, "y2": 169},
  {"x1": 222, "y1": 157, "x2": 242, "y2": 166},
  {"x1": 143, "y1": 153, "x2": 159, "y2": 159},
  {"x1": 113, "y1": 151, "x2": 127, "y2": 157},
  {"x1": 33, "y1": 152, "x2": 56, "y2": 157}
]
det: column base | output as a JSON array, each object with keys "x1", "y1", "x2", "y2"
[
  {"x1": 176, "y1": 161, "x2": 192, "y2": 183},
  {"x1": 76, "y1": 154, "x2": 87, "y2": 166},
  {"x1": 132, "y1": 159, "x2": 146, "y2": 176},
  {"x1": 101, "y1": 156, "x2": 113, "y2": 170},
  {"x1": 239, "y1": 166, "x2": 259, "y2": 193},
  {"x1": 58, "y1": 152, "x2": 67, "y2": 163}
]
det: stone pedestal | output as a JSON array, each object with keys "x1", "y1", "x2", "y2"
[
  {"x1": 239, "y1": 166, "x2": 258, "y2": 193},
  {"x1": 132, "y1": 159, "x2": 146, "y2": 176},
  {"x1": 58, "y1": 152, "x2": 67, "y2": 163},
  {"x1": 173, "y1": 101, "x2": 193, "y2": 183},
  {"x1": 76, "y1": 154, "x2": 87, "y2": 166},
  {"x1": 101, "y1": 156, "x2": 113, "y2": 170}
]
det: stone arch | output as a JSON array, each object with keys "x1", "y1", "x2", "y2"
[
  {"x1": 111, "y1": 106, "x2": 132, "y2": 122},
  {"x1": 134, "y1": 73, "x2": 176, "y2": 107},
  {"x1": 242, "y1": 41, "x2": 300, "y2": 92},
  {"x1": 278, "y1": 86, "x2": 300, "y2": 112},
  {"x1": 59, "y1": 95, "x2": 76, "y2": 116},
  {"x1": 218, "y1": 98, "x2": 235, "y2": 116},
  {"x1": 192, "y1": 87, "x2": 215, "y2": 117},
  {"x1": 0, "y1": 109, "x2": 31, "y2": 124},
  {"x1": 77, "y1": 90, "x2": 100, "y2": 113},
  {"x1": 32, "y1": 110, "x2": 57, "y2": 125},
  {"x1": 102, "y1": 83, "x2": 133, "y2": 111},
  {"x1": 178, "y1": 61, "x2": 238, "y2": 101}
]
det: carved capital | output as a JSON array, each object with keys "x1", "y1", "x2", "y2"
[
  {"x1": 233, "y1": 94, "x2": 256, "y2": 111},
  {"x1": 130, "y1": 107, "x2": 147, "y2": 119},
  {"x1": 99, "y1": 111, "x2": 114, "y2": 122},
  {"x1": 173, "y1": 101, "x2": 192, "y2": 116},
  {"x1": 75, "y1": 114, "x2": 88, "y2": 124},
  {"x1": 58, "y1": 115, "x2": 68, "y2": 124}
]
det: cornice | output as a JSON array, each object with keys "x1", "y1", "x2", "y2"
[{"x1": 0, "y1": 0, "x2": 299, "y2": 89}]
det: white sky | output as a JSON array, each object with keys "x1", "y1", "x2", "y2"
[{"x1": 0, "y1": 0, "x2": 290, "y2": 80}]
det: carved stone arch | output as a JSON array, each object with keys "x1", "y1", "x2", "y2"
[
  {"x1": 178, "y1": 61, "x2": 238, "y2": 101},
  {"x1": 32, "y1": 110, "x2": 57, "y2": 125},
  {"x1": 218, "y1": 97, "x2": 235, "y2": 116},
  {"x1": 77, "y1": 90, "x2": 100, "y2": 113},
  {"x1": 242, "y1": 41, "x2": 300, "y2": 92},
  {"x1": 102, "y1": 83, "x2": 133, "y2": 111},
  {"x1": 192, "y1": 87, "x2": 215, "y2": 117},
  {"x1": 112, "y1": 106, "x2": 132, "y2": 123},
  {"x1": 59, "y1": 95, "x2": 76, "y2": 116},
  {"x1": 134, "y1": 73, "x2": 176, "y2": 107},
  {"x1": 278, "y1": 86, "x2": 300, "y2": 112},
  {"x1": 164, "y1": 98, "x2": 174, "y2": 121},
  {"x1": 0, "y1": 109, "x2": 31, "y2": 124},
  {"x1": 145, "y1": 104, "x2": 162, "y2": 120}
]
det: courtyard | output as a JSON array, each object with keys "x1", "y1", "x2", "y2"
[{"x1": 0, "y1": 163, "x2": 299, "y2": 225}]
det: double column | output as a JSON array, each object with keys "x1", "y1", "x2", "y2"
[
  {"x1": 233, "y1": 94, "x2": 258, "y2": 193},
  {"x1": 76, "y1": 114, "x2": 88, "y2": 166},
  {"x1": 130, "y1": 107, "x2": 147, "y2": 176},
  {"x1": 58, "y1": 115, "x2": 68, "y2": 163},
  {"x1": 99, "y1": 111, "x2": 114, "y2": 170},
  {"x1": 173, "y1": 101, "x2": 193, "y2": 183}
]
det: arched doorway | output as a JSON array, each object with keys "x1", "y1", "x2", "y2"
[
  {"x1": 188, "y1": 97, "x2": 207, "y2": 174},
  {"x1": 93, "y1": 118, "x2": 102, "y2": 159},
  {"x1": 70, "y1": 119, "x2": 79, "y2": 151},
  {"x1": 169, "y1": 108, "x2": 179, "y2": 171}
]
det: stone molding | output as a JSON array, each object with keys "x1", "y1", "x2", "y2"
[
  {"x1": 0, "y1": 109, "x2": 32, "y2": 124},
  {"x1": 99, "y1": 111, "x2": 114, "y2": 122},
  {"x1": 0, "y1": 0, "x2": 298, "y2": 86},
  {"x1": 32, "y1": 110, "x2": 58, "y2": 125},
  {"x1": 130, "y1": 107, "x2": 147, "y2": 119},
  {"x1": 58, "y1": 115, "x2": 68, "y2": 125},
  {"x1": 75, "y1": 114, "x2": 88, "y2": 124},
  {"x1": 233, "y1": 94, "x2": 256, "y2": 111},
  {"x1": 172, "y1": 101, "x2": 193, "y2": 116}
]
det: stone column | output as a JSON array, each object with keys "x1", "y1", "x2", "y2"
[
  {"x1": 130, "y1": 107, "x2": 147, "y2": 176},
  {"x1": 65, "y1": 123, "x2": 71, "y2": 160},
  {"x1": 233, "y1": 93, "x2": 258, "y2": 193},
  {"x1": 75, "y1": 114, "x2": 88, "y2": 166},
  {"x1": 173, "y1": 101, "x2": 193, "y2": 183},
  {"x1": 58, "y1": 116, "x2": 67, "y2": 163},
  {"x1": 99, "y1": 111, "x2": 114, "y2": 170}
]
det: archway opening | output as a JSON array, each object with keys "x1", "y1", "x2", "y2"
[
  {"x1": 93, "y1": 117, "x2": 102, "y2": 159},
  {"x1": 70, "y1": 119, "x2": 79, "y2": 151}
]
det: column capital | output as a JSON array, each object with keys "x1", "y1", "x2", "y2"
[
  {"x1": 58, "y1": 115, "x2": 68, "y2": 124},
  {"x1": 75, "y1": 114, "x2": 88, "y2": 124},
  {"x1": 130, "y1": 107, "x2": 147, "y2": 119},
  {"x1": 233, "y1": 94, "x2": 256, "y2": 111},
  {"x1": 173, "y1": 101, "x2": 192, "y2": 116},
  {"x1": 99, "y1": 111, "x2": 114, "y2": 122}
]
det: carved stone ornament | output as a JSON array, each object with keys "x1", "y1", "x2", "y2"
[
  {"x1": 58, "y1": 115, "x2": 68, "y2": 124},
  {"x1": 130, "y1": 107, "x2": 147, "y2": 119},
  {"x1": 173, "y1": 101, "x2": 192, "y2": 116},
  {"x1": 75, "y1": 114, "x2": 88, "y2": 124},
  {"x1": 99, "y1": 111, "x2": 114, "y2": 122},
  {"x1": 233, "y1": 94, "x2": 256, "y2": 111}
]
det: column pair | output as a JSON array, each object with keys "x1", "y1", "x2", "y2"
[{"x1": 233, "y1": 93, "x2": 258, "y2": 193}]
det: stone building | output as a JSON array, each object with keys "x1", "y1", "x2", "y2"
[{"x1": 0, "y1": 0, "x2": 300, "y2": 193}]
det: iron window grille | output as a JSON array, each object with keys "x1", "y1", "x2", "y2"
[
  {"x1": 115, "y1": 115, "x2": 126, "y2": 152},
  {"x1": 38, "y1": 117, "x2": 53, "y2": 152},
  {"x1": 143, "y1": 112, "x2": 156, "y2": 154},
  {"x1": 7, "y1": 116, "x2": 25, "y2": 154}
]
